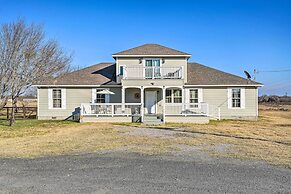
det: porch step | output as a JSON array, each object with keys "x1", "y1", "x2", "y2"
[{"x1": 143, "y1": 115, "x2": 163, "y2": 125}]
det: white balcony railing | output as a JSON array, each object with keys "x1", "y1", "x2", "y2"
[
  {"x1": 80, "y1": 103, "x2": 141, "y2": 116},
  {"x1": 122, "y1": 66, "x2": 183, "y2": 79}
]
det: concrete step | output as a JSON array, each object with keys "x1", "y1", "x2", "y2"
[
  {"x1": 144, "y1": 117, "x2": 160, "y2": 121},
  {"x1": 143, "y1": 115, "x2": 163, "y2": 125},
  {"x1": 144, "y1": 122, "x2": 162, "y2": 126},
  {"x1": 144, "y1": 117, "x2": 162, "y2": 121}
]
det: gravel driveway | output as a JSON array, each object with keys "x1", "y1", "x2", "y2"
[{"x1": 0, "y1": 152, "x2": 290, "y2": 193}]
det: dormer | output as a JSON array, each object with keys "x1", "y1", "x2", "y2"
[{"x1": 112, "y1": 44, "x2": 191, "y2": 83}]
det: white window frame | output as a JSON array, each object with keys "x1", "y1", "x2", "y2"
[
  {"x1": 228, "y1": 88, "x2": 245, "y2": 109},
  {"x1": 119, "y1": 65, "x2": 126, "y2": 77},
  {"x1": 48, "y1": 88, "x2": 66, "y2": 110},
  {"x1": 186, "y1": 88, "x2": 203, "y2": 109},
  {"x1": 91, "y1": 88, "x2": 110, "y2": 103},
  {"x1": 165, "y1": 88, "x2": 182, "y2": 104},
  {"x1": 143, "y1": 58, "x2": 161, "y2": 79}
]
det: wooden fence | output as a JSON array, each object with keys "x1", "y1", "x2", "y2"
[{"x1": 1, "y1": 107, "x2": 37, "y2": 120}]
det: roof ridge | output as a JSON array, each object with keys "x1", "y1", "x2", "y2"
[{"x1": 113, "y1": 43, "x2": 191, "y2": 56}]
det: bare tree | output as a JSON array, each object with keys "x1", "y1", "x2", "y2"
[{"x1": 0, "y1": 19, "x2": 71, "y2": 126}]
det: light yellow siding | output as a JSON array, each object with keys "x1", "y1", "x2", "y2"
[
  {"x1": 38, "y1": 86, "x2": 259, "y2": 121},
  {"x1": 38, "y1": 87, "x2": 122, "y2": 120},
  {"x1": 202, "y1": 87, "x2": 258, "y2": 119},
  {"x1": 122, "y1": 79, "x2": 184, "y2": 87},
  {"x1": 117, "y1": 57, "x2": 188, "y2": 82}
]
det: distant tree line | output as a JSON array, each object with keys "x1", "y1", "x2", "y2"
[{"x1": 259, "y1": 95, "x2": 291, "y2": 104}]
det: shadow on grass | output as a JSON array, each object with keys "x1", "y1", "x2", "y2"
[{"x1": 146, "y1": 126, "x2": 291, "y2": 146}]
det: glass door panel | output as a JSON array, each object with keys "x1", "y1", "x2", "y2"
[{"x1": 145, "y1": 59, "x2": 160, "y2": 79}]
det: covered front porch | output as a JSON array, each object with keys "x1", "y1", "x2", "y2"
[{"x1": 80, "y1": 86, "x2": 213, "y2": 123}]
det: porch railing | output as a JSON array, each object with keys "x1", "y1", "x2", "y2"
[
  {"x1": 165, "y1": 103, "x2": 209, "y2": 116},
  {"x1": 80, "y1": 102, "x2": 220, "y2": 119},
  {"x1": 123, "y1": 66, "x2": 183, "y2": 79},
  {"x1": 80, "y1": 103, "x2": 142, "y2": 116},
  {"x1": 208, "y1": 105, "x2": 221, "y2": 120}
]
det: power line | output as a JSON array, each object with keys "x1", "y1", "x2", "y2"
[
  {"x1": 252, "y1": 68, "x2": 291, "y2": 80},
  {"x1": 257, "y1": 69, "x2": 291, "y2": 73}
]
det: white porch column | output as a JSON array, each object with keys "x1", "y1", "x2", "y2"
[
  {"x1": 163, "y1": 86, "x2": 166, "y2": 123},
  {"x1": 182, "y1": 87, "x2": 185, "y2": 115},
  {"x1": 122, "y1": 87, "x2": 125, "y2": 111},
  {"x1": 140, "y1": 86, "x2": 144, "y2": 122}
]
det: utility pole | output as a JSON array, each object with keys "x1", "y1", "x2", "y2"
[{"x1": 253, "y1": 69, "x2": 257, "y2": 81}]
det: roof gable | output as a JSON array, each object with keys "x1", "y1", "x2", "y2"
[
  {"x1": 113, "y1": 44, "x2": 191, "y2": 56},
  {"x1": 187, "y1": 63, "x2": 262, "y2": 86}
]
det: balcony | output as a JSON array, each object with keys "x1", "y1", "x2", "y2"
[{"x1": 120, "y1": 66, "x2": 183, "y2": 80}]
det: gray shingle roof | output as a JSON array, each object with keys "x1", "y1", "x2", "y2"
[
  {"x1": 36, "y1": 63, "x2": 117, "y2": 86},
  {"x1": 35, "y1": 62, "x2": 262, "y2": 86},
  {"x1": 113, "y1": 44, "x2": 191, "y2": 56},
  {"x1": 186, "y1": 63, "x2": 262, "y2": 85}
]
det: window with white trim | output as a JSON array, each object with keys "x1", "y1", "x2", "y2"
[
  {"x1": 96, "y1": 89, "x2": 106, "y2": 103},
  {"x1": 173, "y1": 89, "x2": 182, "y2": 103},
  {"x1": 165, "y1": 89, "x2": 182, "y2": 103},
  {"x1": 52, "y1": 89, "x2": 62, "y2": 108},
  {"x1": 189, "y1": 89, "x2": 198, "y2": 108},
  {"x1": 119, "y1": 65, "x2": 124, "y2": 76},
  {"x1": 232, "y1": 88, "x2": 241, "y2": 108},
  {"x1": 165, "y1": 89, "x2": 172, "y2": 103}
]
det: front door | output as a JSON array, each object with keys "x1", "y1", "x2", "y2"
[{"x1": 145, "y1": 91, "x2": 156, "y2": 114}]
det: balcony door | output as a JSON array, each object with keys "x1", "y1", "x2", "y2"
[{"x1": 145, "y1": 59, "x2": 160, "y2": 79}]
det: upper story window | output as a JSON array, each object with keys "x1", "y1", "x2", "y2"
[
  {"x1": 145, "y1": 59, "x2": 160, "y2": 67},
  {"x1": 119, "y1": 66, "x2": 124, "y2": 76},
  {"x1": 232, "y1": 88, "x2": 241, "y2": 108},
  {"x1": 52, "y1": 89, "x2": 62, "y2": 108},
  {"x1": 145, "y1": 59, "x2": 161, "y2": 79}
]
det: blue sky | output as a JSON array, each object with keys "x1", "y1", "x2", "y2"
[{"x1": 1, "y1": 0, "x2": 291, "y2": 95}]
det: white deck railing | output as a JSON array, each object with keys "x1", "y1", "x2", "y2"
[
  {"x1": 81, "y1": 103, "x2": 142, "y2": 116},
  {"x1": 165, "y1": 103, "x2": 209, "y2": 116},
  {"x1": 80, "y1": 102, "x2": 219, "y2": 119},
  {"x1": 208, "y1": 105, "x2": 221, "y2": 120},
  {"x1": 123, "y1": 66, "x2": 183, "y2": 79}
]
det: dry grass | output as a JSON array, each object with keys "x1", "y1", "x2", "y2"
[
  {"x1": 0, "y1": 121, "x2": 203, "y2": 158},
  {"x1": 0, "y1": 104, "x2": 290, "y2": 168},
  {"x1": 162, "y1": 104, "x2": 291, "y2": 168}
]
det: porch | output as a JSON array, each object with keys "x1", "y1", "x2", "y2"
[{"x1": 79, "y1": 86, "x2": 220, "y2": 123}]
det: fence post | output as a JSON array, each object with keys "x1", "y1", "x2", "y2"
[
  {"x1": 218, "y1": 108, "x2": 221, "y2": 120},
  {"x1": 23, "y1": 106, "x2": 26, "y2": 119},
  {"x1": 6, "y1": 108, "x2": 9, "y2": 120}
]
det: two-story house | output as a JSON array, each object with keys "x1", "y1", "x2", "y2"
[{"x1": 35, "y1": 44, "x2": 263, "y2": 123}]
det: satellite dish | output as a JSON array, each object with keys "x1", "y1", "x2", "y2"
[{"x1": 244, "y1": 71, "x2": 252, "y2": 80}]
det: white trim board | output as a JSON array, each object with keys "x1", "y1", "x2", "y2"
[
  {"x1": 185, "y1": 84, "x2": 263, "y2": 87},
  {"x1": 112, "y1": 54, "x2": 192, "y2": 58},
  {"x1": 35, "y1": 85, "x2": 121, "y2": 88}
]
